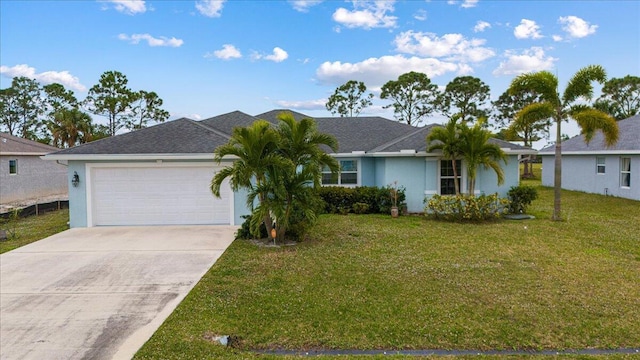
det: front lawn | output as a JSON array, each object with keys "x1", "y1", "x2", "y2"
[
  {"x1": 0, "y1": 209, "x2": 69, "y2": 254},
  {"x1": 135, "y1": 183, "x2": 639, "y2": 359}
]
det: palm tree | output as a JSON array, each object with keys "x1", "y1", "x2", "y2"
[
  {"x1": 459, "y1": 120, "x2": 507, "y2": 195},
  {"x1": 48, "y1": 108, "x2": 93, "y2": 148},
  {"x1": 427, "y1": 116, "x2": 463, "y2": 195},
  {"x1": 509, "y1": 65, "x2": 619, "y2": 221},
  {"x1": 210, "y1": 120, "x2": 284, "y2": 237}
]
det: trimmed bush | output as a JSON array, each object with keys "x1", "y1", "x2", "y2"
[
  {"x1": 236, "y1": 214, "x2": 268, "y2": 240},
  {"x1": 319, "y1": 186, "x2": 406, "y2": 215},
  {"x1": 425, "y1": 193, "x2": 509, "y2": 222},
  {"x1": 507, "y1": 186, "x2": 538, "y2": 214}
]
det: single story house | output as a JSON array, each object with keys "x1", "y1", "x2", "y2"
[
  {"x1": 539, "y1": 114, "x2": 639, "y2": 201},
  {"x1": 0, "y1": 133, "x2": 67, "y2": 205},
  {"x1": 43, "y1": 110, "x2": 535, "y2": 228}
]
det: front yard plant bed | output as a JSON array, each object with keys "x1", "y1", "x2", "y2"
[{"x1": 134, "y1": 185, "x2": 640, "y2": 359}]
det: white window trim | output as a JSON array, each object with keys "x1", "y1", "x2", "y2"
[
  {"x1": 596, "y1": 156, "x2": 606, "y2": 175},
  {"x1": 322, "y1": 158, "x2": 360, "y2": 187},
  {"x1": 620, "y1": 157, "x2": 631, "y2": 188},
  {"x1": 8, "y1": 159, "x2": 18, "y2": 175},
  {"x1": 437, "y1": 159, "x2": 466, "y2": 195}
]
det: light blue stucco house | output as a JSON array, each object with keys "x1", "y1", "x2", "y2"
[
  {"x1": 539, "y1": 115, "x2": 640, "y2": 201},
  {"x1": 43, "y1": 110, "x2": 534, "y2": 228}
]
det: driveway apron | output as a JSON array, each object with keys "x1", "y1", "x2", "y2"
[{"x1": 0, "y1": 226, "x2": 236, "y2": 360}]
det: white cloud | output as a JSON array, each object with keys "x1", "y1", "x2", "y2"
[
  {"x1": 492, "y1": 47, "x2": 557, "y2": 76},
  {"x1": 316, "y1": 55, "x2": 461, "y2": 87},
  {"x1": 414, "y1": 9, "x2": 427, "y2": 21},
  {"x1": 473, "y1": 20, "x2": 491, "y2": 33},
  {"x1": 118, "y1": 33, "x2": 184, "y2": 47},
  {"x1": 103, "y1": 0, "x2": 146, "y2": 15},
  {"x1": 195, "y1": 0, "x2": 225, "y2": 17},
  {"x1": 552, "y1": 34, "x2": 563, "y2": 42},
  {"x1": 332, "y1": 1, "x2": 397, "y2": 29},
  {"x1": 253, "y1": 47, "x2": 289, "y2": 62},
  {"x1": 275, "y1": 98, "x2": 327, "y2": 110},
  {"x1": 289, "y1": 0, "x2": 323, "y2": 12},
  {"x1": 447, "y1": 0, "x2": 479, "y2": 8},
  {"x1": 514, "y1": 19, "x2": 543, "y2": 39},
  {"x1": 394, "y1": 31, "x2": 495, "y2": 63},
  {"x1": 0, "y1": 64, "x2": 86, "y2": 91},
  {"x1": 205, "y1": 44, "x2": 242, "y2": 60},
  {"x1": 558, "y1": 15, "x2": 597, "y2": 38}
]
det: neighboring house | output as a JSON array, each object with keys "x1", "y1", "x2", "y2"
[
  {"x1": 0, "y1": 133, "x2": 68, "y2": 204},
  {"x1": 43, "y1": 110, "x2": 535, "y2": 228},
  {"x1": 539, "y1": 115, "x2": 640, "y2": 201}
]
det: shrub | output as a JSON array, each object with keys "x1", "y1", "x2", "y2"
[
  {"x1": 425, "y1": 193, "x2": 509, "y2": 222},
  {"x1": 319, "y1": 186, "x2": 406, "y2": 215},
  {"x1": 235, "y1": 214, "x2": 268, "y2": 240},
  {"x1": 507, "y1": 186, "x2": 538, "y2": 214}
]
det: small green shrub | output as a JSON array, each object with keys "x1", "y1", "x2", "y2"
[
  {"x1": 236, "y1": 214, "x2": 268, "y2": 240},
  {"x1": 507, "y1": 186, "x2": 539, "y2": 214},
  {"x1": 425, "y1": 193, "x2": 509, "y2": 222},
  {"x1": 352, "y1": 202, "x2": 370, "y2": 214},
  {"x1": 319, "y1": 186, "x2": 406, "y2": 215}
]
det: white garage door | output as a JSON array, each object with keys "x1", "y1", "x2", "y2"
[{"x1": 90, "y1": 166, "x2": 231, "y2": 226}]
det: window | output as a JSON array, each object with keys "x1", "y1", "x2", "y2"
[
  {"x1": 620, "y1": 157, "x2": 631, "y2": 187},
  {"x1": 9, "y1": 159, "x2": 17, "y2": 175},
  {"x1": 322, "y1": 159, "x2": 358, "y2": 186},
  {"x1": 596, "y1": 157, "x2": 605, "y2": 174},
  {"x1": 440, "y1": 160, "x2": 461, "y2": 195}
]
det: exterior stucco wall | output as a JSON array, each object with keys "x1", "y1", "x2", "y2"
[
  {"x1": 359, "y1": 157, "x2": 375, "y2": 187},
  {"x1": 0, "y1": 155, "x2": 67, "y2": 204},
  {"x1": 475, "y1": 155, "x2": 520, "y2": 197},
  {"x1": 541, "y1": 154, "x2": 639, "y2": 200},
  {"x1": 378, "y1": 157, "x2": 427, "y2": 213}
]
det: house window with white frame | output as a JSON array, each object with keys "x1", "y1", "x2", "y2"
[
  {"x1": 322, "y1": 159, "x2": 358, "y2": 186},
  {"x1": 596, "y1": 156, "x2": 605, "y2": 174},
  {"x1": 440, "y1": 159, "x2": 461, "y2": 195},
  {"x1": 620, "y1": 157, "x2": 631, "y2": 187},
  {"x1": 9, "y1": 159, "x2": 18, "y2": 175}
]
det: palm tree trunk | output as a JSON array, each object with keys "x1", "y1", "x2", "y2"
[
  {"x1": 553, "y1": 118, "x2": 562, "y2": 221},
  {"x1": 452, "y1": 158, "x2": 460, "y2": 195}
]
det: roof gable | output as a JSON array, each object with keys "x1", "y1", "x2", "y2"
[
  {"x1": 199, "y1": 111, "x2": 260, "y2": 135},
  {"x1": 540, "y1": 115, "x2": 640, "y2": 153},
  {"x1": 0, "y1": 133, "x2": 59, "y2": 155}
]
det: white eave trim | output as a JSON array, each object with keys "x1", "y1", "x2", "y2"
[
  {"x1": 539, "y1": 150, "x2": 640, "y2": 155},
  {"x1": 1, "y1": 152, "x2": 49, "y2": 156},
  {"x1": 42, "y1": 153, "x2": 222, "y2": 161}
]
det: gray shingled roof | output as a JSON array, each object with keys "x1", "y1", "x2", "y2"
[
  {"x1": 51, "y1": 118, "x2": 230, "y2": 155},
  {"x1": 540, "y1": 115, "x2": 640, "y2": 153},
  {"x1": 0, "y1": 132, "x2": 59, "y2": 155},
  {"x1": 47, "y1": 109, "x2": 533, "y2": 157}
]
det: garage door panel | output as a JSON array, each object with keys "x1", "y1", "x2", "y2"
[{"x1": 91, "y1": 166, "x2": 230, "y2": 226}]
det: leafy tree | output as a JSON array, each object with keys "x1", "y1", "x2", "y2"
[
  {"x1": 128, "y1": 90, "x2": 170, "y2": 130},
  {"x1": 0, "y1": 77, "x2": 43, "y2": 139},
  {"x1": 380, "y1": 71, "x2": 439, "y2": 126},
  {"x1": 48, "y1": 109, "x2": 93, "y2": 148},
  {"x1": 595, "y1": 75, "x2": 640, "y2": 120},
  {"x1": 42, "y1": 83, "x2": 78, "y2": 117},
  {"x1": 211, "y1": 120, "x2": 284, "y2": 238},
  {"x1": 326, "y1": 80, "x2": 373, "y2": 117},
  {"x1": 509, "y1": 65, "x2": 619, "y2": 221},
  {"x1": 493, "y1": 89, "x2": 549, "y2": 178},
  {"x1": 458, "y1": 119, "x2": 507, "y2": 195},
  {"x1": 427, "y1": 116, "x2": 463, "y2": 195},
  {"x1": 439, "y1": 76, "x2": 491, "y2": 124},
  {"x1": 84, "y1": 71, "x2": 135, "y2": 136}
]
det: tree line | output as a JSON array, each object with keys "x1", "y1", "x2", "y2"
[{"x1": 0, "y1": 70, "x2": 169, "y2": 148}]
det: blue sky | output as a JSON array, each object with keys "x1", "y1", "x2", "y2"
[{"x1": 1, "y1": 0, "x2": 639, "y2": 147}]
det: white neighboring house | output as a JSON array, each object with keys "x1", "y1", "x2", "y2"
[
  {"x1": 539, "y1": 115, "x2": 640, "y2": 201},
  {"x1": 0, "y1": 133, "x2": 68, "y2": 205}
]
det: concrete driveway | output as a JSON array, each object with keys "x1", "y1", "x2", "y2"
[{"x1": 0, "y1": 226, "x2": 236, "y2": 360}]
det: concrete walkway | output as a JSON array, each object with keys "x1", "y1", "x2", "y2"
[{"x1": 0, "y1": 226, "x2": 236, "y2": 360}]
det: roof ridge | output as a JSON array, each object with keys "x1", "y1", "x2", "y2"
[
  {"x1": 370, "y1": 124, "x2": 438, "y2": 153},
  {"x1": 188, "y1": 119, "x2": 232, "y2": 140}
]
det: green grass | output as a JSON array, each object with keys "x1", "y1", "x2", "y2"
[
  {"x1": 135, "y1": 172, "x2": 640, "y2": 359},
  {"x1": 0, "y1": 209, "x2": 69, "y2": 254}
]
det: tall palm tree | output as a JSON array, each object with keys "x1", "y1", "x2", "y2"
[
  {"x1": 210, "y1": 120, "x2": 285, "y2": 237},
  {"x1": 49, "y1": 108, "x2": 93, "y2": 148},
  {"x1": 427, "y1": 116, "x2": 463, "y2": 195},
  {"x1": 509, "y1": 65, "x2": 619, "y2": 221},
  {"x1": 459, "y1": 120, "x2": 507, "y2": 195}
]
